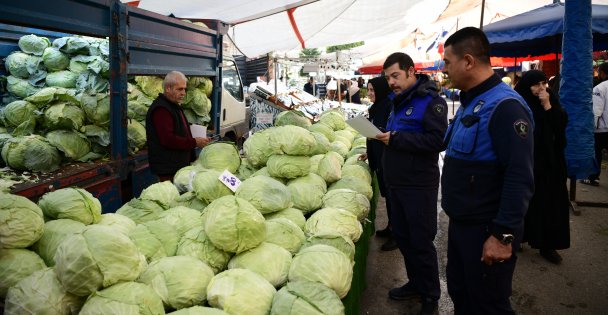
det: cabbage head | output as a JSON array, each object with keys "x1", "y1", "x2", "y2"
[
  {"x1": 46, "y1": 70, "x2": 78, "y2": 88},
  {"x1": 128, "y1": 119, "x2": 147, "y2": 154},
  {"x1": 347, "y1": 145, "x2": 367, "y2": 158},
  {"x1": 135, "y1": 76, "x2": 164, "y2": 98},
  {"x1": 192, "y1": 169, "x2": 234, "y2": 204},
  {"x1": 5, "y1": 52, "x2": 42, "y2": 78},
  {"x1": 288, "y1": 244, "x2": 353, "y2": 298},
  {"x1": 206, "y1": 269, "x2": 276, "y2": 315},
  {"x1": 140, "y1": 180, "x2": 180, "y2": 209},
  {"x1": 310, "y1": 131, "x2": 330, "y2": 155},
  {"x1": 69, "y1": 55, "x2": 98, "y2": 74},
  {"x1": 53, "y1": 37, "x2": 90, "y2": 55},
  {"x1": 329, "y1": 176, "x2": 373, "y2": 200},
  {"x1": 18, "y1": 34, "x2": 50, "y2": 55},
  {"x1": 44, "y1": 102, "x2": 85, "y2": 130},
  {"x1": 309, "y1": 154, "x2": 323, "y2": 174},
  {"x1": 265, "y1": 218, "x2": 305, "y2": 254},
  {"x1": 79, "y1": 281, "x2": 164, "y2": 315},
  {"x1": 38, "y1": 187, "x2": 102, "y2": 224},
  {"x1": 304, "y1": 207, "x2": 363, "y2": 242},
  {"x1": 322, "y1": 188, "x2": 370, "y2": 221},
  {"x1": 286, "y1": 175, "x2": 326, "y2": 213},
  {"x1": 266, "y1": 155, "x2": 310, "y2": 179},
  {"x1": 32, "y1": 219, "x2": 86, "y2": 266},
  {"x1": 138, "y1": 256, "x2": 215, "y2": 310},
  {"x1": 300, "y1": 234, "x2": 355, "y2": 261},
  {"x1": 274, "y1": 110, "x2": 311, "y2": 128},
  {"x1": 168, "y1": 306, "x2": 229, "y2": 315},
  {"x1": 353, "y1": 136, "x2": 366, "y2": 147},
  {"x1": 0, "y1": 192, "x2": 45, "y2": 248},
  {"x1": 269, "y1": 125, "x2": 316, "y2": 155},
  {"x1": 0, "y1": 249, "x2": 46, "y2": 298},
  {"x1": 129, "y1": 220, "x2": 179, "y2": 263},
  {"x1": 318, "y1": 109, "x2": 346, "y2": 131},
  {"x1": 195, "y1": 142, "x2": 241, "y2": 173},
  {"x1": 1, "y1": 100, "x2": 37, "y2": 128},
  {"x1": 344, "y1": 154, "x2": 370, "y2": 171},
  {"x1": 54, "y1": 225, "x2": 146, "y2": 296},
  {"x1": 236, "y1": 157, "x2": 257, "y2": 181},
  {"x1": 204, "y1": 196, "x2": 265, "y2": 254},
  {"x1": 334, "y1": 136, "x2": 352, "y2": 150},
  {"x1": 308, "y1": 122, "x2": 335, "y2": 142},
  {"x1": 1, "y1": 135, "x2": 62, "y2": 172},
  {"x1": 83, "y1": 124, "x2": 110, "y2": 146},
  {"x1": 335, "y1": 129, "x2": 355, "y2": 143},
  {"x1": 80, "y1": 93, "x2": 110, "y2": 127},
  {"x1": 171, "y1": 191, "x2": 208, "y2": 212},
  {"x1": 330, "y1": 141, "x2": 349, "y2": 157},
  {"x1": 42, "y1": 47, "x2": 70, "y2": 71},
  {"x1": 176, "y1": 226, "x2": 232, "y2": 274},
  {"x1": 228, "y1": 242, "x2": 292, "y2": 287},
  {"x1": 341, "y1": 164, "x2": 372, "y2": 184},
  {"x1": 116, "y1": 198, "x2": 165, "y2": 224},
  {"x1": 184, "y1": 88, "x2": 211, "y2": 116},
  {"x1": 316, "y1": 152, "x2": 342, "y2": 183},
  {"x1": 4, "y1": 268, "x2": 85, "y2": 315},
  {"x1": 156, "y1": 206, "x2": 204, "y2": 235},
  {"x1": 270, "y1": 281, "x2": 344, "y2": 315},
  {"x1": 7, "y1": 76, "x2": 41, "y2": 98},
  {"x1": 46, "y1": 130, "x2": 91, "y2": 160},
  {"x1": 24, "y1": 87, "x2": 58, "y2": 107},
  {"x1": 251, "y1": 167, "x2": 286, "y2": 184},
  {"x1": 243, "y1": 129, "x2": 279, "y2": 167},
  {"x1": 98, "y1": 213, "x2": 136, "y2": 236},
  {"x1": 235, "y1": 175, "x2": 292, "y2": 214},
  {"x1": 264, "y1": 207, "x2": 306, "y2": 230},
  {"x1": 127, "y1": 100, "x2": 149, "y2": 121}
]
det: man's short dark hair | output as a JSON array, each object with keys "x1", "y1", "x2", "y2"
[
  {"x1": 383, "y1": 52, "x2": 414, "y2": 71},
  {"x1": 599, "y1": 62, "x2": 608, "y2": 75},
  {"x1": 444, "y1": 27, "x2": 491, "y2": 65}
]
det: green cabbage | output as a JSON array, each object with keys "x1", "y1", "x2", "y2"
[
  {"x1": 263, "y1": 207, "x2": 306, "y2": 230},
  {"x1": 127, "y1": 100, "x2": 149, "y2": 121},
  {"x1": 316, "y1": 152, "x2": 342, "y2": 183},
  {"x1": 69, "y1": 55, "x2": 98, "y2": 74},
  {"x1": 83, "y1": 124, "x2": 110, "y2": 146},
  {"x1": 1, "y1": 100, "x2": 37, "y2": 128},
  {"x1": 353, "y1": 137, "x2": 367, "y2": 147},
  {"x1": 80, "y1": 93, "x2": 110, "y2": 127},
  {"x1": 228, "y1": 242, "x2": 292, "y2": 287},
  {"x1": 270, "y1": 281, "x2": 344, "y2": 315},
  {"x1": 318, "y1": 109, "x2": 346, "y2": 131},
  {"x1": 310, "y1": 131, "x2": 330, "y2": 155},
  {"x1": 0, "y1": 193, "x2": 45, "y2": 249},
  {"x1": 335, "y1": 130, "x2": 355, "y2": 143},
  {"x1": 286, "y1": 174, "x2": 326, "y2": 213},
  {"x1": 207, "y1": 269, "x2": 276, "y2": 315},
  {"x1": 203, "y1": 196, "x2": 266, "y2": 254},
  {"x1": 19, "y1": 34, "x2": 50, "y2": 55},
  {"x1": 138, "y1": 256, "x2": 215, "y2": 310},
  {"x1": 334, "y1": 136, "x2": 352, "y2": 150},
  {"x1": 45, "y1": 70, "x2": 78, "y2": 88},
  {"x1": 4, "y1": 268, "x2": 84, "y2": 315},
  {"x1": 265, "y1": 218, "x2": 305, "y2": 254},
  {"x1": 176, "y1": 226, "x2": 232, "y2": 274},
  {"x1": 168, "y1": 306, "x2": 229, "y2": 315},
  {"x1": 304, "y1": 208, "x2": 363, "y2": 242},
  {"x1": 46, "y1": 130, "x2": 91, "y2": 160},
  {"x1": 79, "y1": 282, "x2": 164, "y2": 315},
  {"x1": 347, "y1": 145, "x2": 367, "y2": 158},
  {"x1": 243, "y1": 129, "x2": 279, "y2": 167},
  {"x1": 52, "y1": 37, "x2": 90, "y2": 55},
  {"x1": 24, "y1": 87, "x2": 57, "y2": 106},
  {"x1": 135, "y1": 76, "x2": 164, "y2": 98},
  {"x1": 184, "y1": 88, "x2": 211, "y2": 116},
  {"x1": 0, "y1": 249, "x2": 46, "y2": 298},
  {"x1": 341, "y1": 164, "x2": 372, "y2": 184},
  {"x1": 98, "y1": 213, "x2": 137, "y2": 236},
  {"x1": 140, "y1": 180, "x2": 180, "y2": 209},
  {"x1": 344, "y1": 154, "x2": 370, "y2": 172},
  {"x1": 269, "y1": 125, "x2": 316, "y2": 155},
  {"x1": 330, "y1": 141, "x2": 349, "y2": 157},
  {"x1": 322, "y1": 188, "x2": 370, "y2": 220},
  {"x1": 192, "y1": 169, "x2": 234, "y2": 204},
  {"x1": 116, "y1": 198, "x2": 165, "y2": 224},
  {"x1": 127, "y1": 119, "x2": 147, "y2": 154},
  {"x1": 32, "y1": 219, "x2": 86, "y2": 266},
  {"x1": 329, "y1": 176, "x2": 373, "y2": 200},
  {"x1": 309, "y1": 154, "x2": 323, "y2": 174},
  {"x1": 1, "y1": 135, "x2": 62, "y2": 172},
  {"x1": 288, "y1": 244, "x2": 353, "y2": 298},
  {"x1": 308, "y1": 122, "x2": 335, "y2": 142},
  {"x1": 196, "y1": 142, "x2": 241, "y2": 173},
  {"x1": 5, "y1": 52, "x2": 42, "y2": 78},
  {"x1": 171, "y1": 191, "x2": 208, "y2": 211},
  {"x1": 44, "y1": 102, "x2": 85, "y2": 130},
  {"x1": 42, "y1": 47, "x2": 70, "y2": 71},
  {"x1": 7, "y1": 76, "x2": 41, "y2": 98},
  {"x1": 266, "y1": 155, "x2": 310, "y2": 179},
  {"x1": 129, "y1": 220, "x2": 179, "y2": 263},
  {"x1": 156, "y1": 206, "x2": 204, "y2": 235},
  {"x1": 38, "y1": 187, "x2": 102, "y2": 224},
  {"x1": 235, "y1": 175, "x2": 292, "y2": 214},
  {"x1": 300, "y1": 234, "x2": 356, "y2": 261},
  {"x1": 54, "y1": 225, "x2": 146, "y2": 296},
  {"x1": 274, "y1": 110, "x2": 311, "y2": 128},
  {"x1": 236, "y1": 157, "x2": 257, "y2": 181},
  {"x1": 173, "y1": 165, "x2": 202, "y2": 193}
]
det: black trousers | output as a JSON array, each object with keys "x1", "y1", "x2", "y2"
[
  {"x1": 589, "y1": 132, "x2": 608, "y2": 181},
  {"x1": 447, "y1": 222, "x2": 521, "y2": 315},
  {"x1": 389, "y1": 187, "x2": 440, "y2": 300}
]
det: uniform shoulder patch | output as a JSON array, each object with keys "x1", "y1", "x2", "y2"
[
  {"x1": 433, "y1": 103, "x2": 445, "y2": 116},
  {"x1": 513, "y1": 119, "x2": 530, "y2": 139}
]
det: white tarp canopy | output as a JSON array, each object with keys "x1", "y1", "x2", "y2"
[{"x1": 125, "y1": 0, "x2": 608, "y2": 59}]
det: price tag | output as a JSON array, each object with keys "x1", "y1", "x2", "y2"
[
  {"x1": 218, "y1": 169, "x2": 241, "y2": 192},
  {"x1": 256, "y1": 113, "x2": 274, "y2": 124}
]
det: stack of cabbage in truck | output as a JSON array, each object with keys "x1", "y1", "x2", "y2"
[{"x1": 0, "y1": 0, "x2": 248, "y2": 211}]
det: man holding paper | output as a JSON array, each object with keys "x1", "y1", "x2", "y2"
[
  {"x1": 377, "y1": 52, "x2": 447, "y2": 315},
  {"x1": 145, "y1": 71, "x2": 210, "y2": 181}
]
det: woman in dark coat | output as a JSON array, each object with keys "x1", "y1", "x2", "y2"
[
  {"x1": 514, "y1": 70, "x2": 570, "y2": 264},
  {"x1": 361, "y1": 76, "x2": 396, "y2": 251}
]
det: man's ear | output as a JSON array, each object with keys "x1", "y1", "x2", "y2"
[{"x1": 464, "y1": 54, "x2": 475, "y2": 70}]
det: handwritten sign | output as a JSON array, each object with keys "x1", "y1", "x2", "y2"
[
  {"x1": 256, "y1": 113, "x2": 274, "y2": 124},
  {"x1": 218, "y1": 169, "x2": 241, "y2": 192}
]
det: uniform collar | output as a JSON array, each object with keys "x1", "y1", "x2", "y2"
[{"x1": 460, "y1": 74, "x2": 502, "y2": 107}]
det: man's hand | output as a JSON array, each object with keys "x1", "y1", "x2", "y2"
[
  {"x1": 481, "y1": 235, "x2": 512, "y2": 265},
  {"x1": 195, "y1": 137, "x2": 211, "y2": 148},
  {"x1": 376, "y1": 132, "x2": 391, "y2": 145},
  {"x1": 358, "y1": 153, "x2": 368, "y2": 161}
]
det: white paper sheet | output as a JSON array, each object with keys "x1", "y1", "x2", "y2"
[
  {"x1": 346, "y1": 116, "x2": 383, "y2": 138},
  {"x1": 190, "y1": 124, "x2": 207, "y2": 138}
]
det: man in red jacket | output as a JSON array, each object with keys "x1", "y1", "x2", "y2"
[{"x1": 145, "y1": 71, "x2": 210, "y2": 181}]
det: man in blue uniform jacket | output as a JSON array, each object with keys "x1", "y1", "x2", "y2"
[
  {"x1": 377, "y1": 52, "x2": 448, "y2": 315},
  {"x1": 441, "y1": 27, "x2": 534, "y2": 315}
]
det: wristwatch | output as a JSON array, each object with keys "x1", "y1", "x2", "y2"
[{"x1": 492, "y1": 232, "x2": 514, "y2": 245}]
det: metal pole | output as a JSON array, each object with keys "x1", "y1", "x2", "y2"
[
  {"x1": 479, "y1": 0, "x2": 486, "y2": 29},
  {"x1": 274, "y1": 58, "x2": 278, "y2": 104}
]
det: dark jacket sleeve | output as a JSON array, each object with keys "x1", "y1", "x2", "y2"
[
  {"x1": 152, "y1": 107, "x2": 197, "y2": 150},
  {"x1": 388, "y1": 97, "x2": 448, "y2": 153},
  {"x1": 489, "y1": 99, "x2": 535, "y2": 234}
]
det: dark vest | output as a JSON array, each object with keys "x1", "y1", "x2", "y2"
[{"x1": 145, "y1": 94, "x2": 194, "y2": 176}]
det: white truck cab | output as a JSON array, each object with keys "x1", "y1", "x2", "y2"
[{"x1": 219, "y1": 57, "x2": 248, "y2": 143}]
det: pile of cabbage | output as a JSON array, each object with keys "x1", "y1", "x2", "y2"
[
  {"x1": 1, "y1": 108, "x2": 372, "y2": 314},
  {"x1": 0, "y1": 33, "x2": 214, "y2": 173}
]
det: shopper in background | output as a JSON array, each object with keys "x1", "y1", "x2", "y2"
[
  {"x1": 514, "y1": 70, "x2": 570, "y2": 264},
  {"x1": 377, "y1": 52, "x2": 447, "y2": 315},
  {"x1": 441, "y1": 27, "x2": 534, "y2": 314},
  {"x1": 583, "y1": 62, "x2": 608, "y2": 186},
  {"x1": 146, "y1": 71, "x2": 210, "y2": 181},
  {"x1": 304, "y1": 76, "x2": 316, "y2": 96},
  {"x1": 345, "y1": 79, "x2": 362, "y2": 104},
  {"x1": 358, "y1": 76, "x2": 397, "y2": 251}
]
